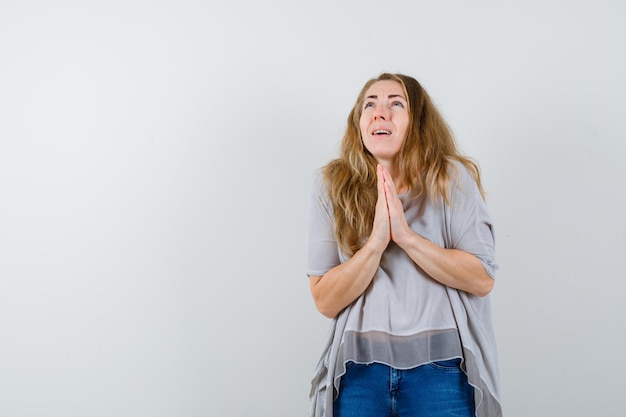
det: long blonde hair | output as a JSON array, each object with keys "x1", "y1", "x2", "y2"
[{"x1": 323, "y1": 73, "x2": 485, "y2": 256}]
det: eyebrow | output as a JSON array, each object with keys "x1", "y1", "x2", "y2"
[{"x1": 365, "y1": 94, "x2": 407, "y2": 101}]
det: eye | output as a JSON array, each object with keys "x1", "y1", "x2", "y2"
[
  {"x1": 363, "y1": 101, "x2": 374, "y2": 109},
  {"x1": 391, "y1": 101, "x2": 405, "y2": 108}
]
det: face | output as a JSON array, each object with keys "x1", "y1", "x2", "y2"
[{"x1": 359, "y1": 80, "x2": 410, "y2": 165}]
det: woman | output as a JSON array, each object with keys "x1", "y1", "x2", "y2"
[{"x1": 307, "y1": 73, "x2": 501, "y2": 417}]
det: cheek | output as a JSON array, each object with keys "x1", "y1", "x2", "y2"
[
  {"x1": 359, "y1": 116, "x2": 368, "y2": 133},
  {"x1": 359, "y1": 125, "x2": 368, "y2": 140},
  {"x1": 397, "y1": 118, "x2": 410, "y2": 136}
]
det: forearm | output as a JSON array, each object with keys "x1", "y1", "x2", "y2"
[
  {"x1": 309, "y1": 240, "x2": 385, "y2": 318},
  {"x1": 396, "y1": 232, "x2": 494, "y2": 297}
]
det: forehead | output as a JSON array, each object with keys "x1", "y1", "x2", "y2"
[{"x1": 364, "y1": 80, "x2": 406, "y2": 98}]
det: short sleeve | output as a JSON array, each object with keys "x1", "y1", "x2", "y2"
[
  {"x1": 445, "y1": 163, "x2": 499, "y2": 279},
  {"x1": 306, "y1": 172, "x2": 341, "y2": 277}
]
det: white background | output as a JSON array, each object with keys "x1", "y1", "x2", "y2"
[{"x1": 1, "y1": 1, "x2": 624, "y2": 416}]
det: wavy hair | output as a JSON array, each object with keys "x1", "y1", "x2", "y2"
[{"x1": 322, "y1": 73, "x2": 485, "y2": 256}]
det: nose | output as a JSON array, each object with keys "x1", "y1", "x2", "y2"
[{"x1": 373, "y1": 106, "x2": 389, "y2": 121}]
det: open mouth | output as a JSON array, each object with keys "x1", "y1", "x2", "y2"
[{"x1": 373, "y1": 129, "x2": 392, "y2": 135}]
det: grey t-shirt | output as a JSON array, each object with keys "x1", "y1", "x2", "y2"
[{"x1": 307, "y1": 161, "x2": 502, "y2": 417}]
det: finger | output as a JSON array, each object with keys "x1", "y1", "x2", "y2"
[
  {"x1": 384, "y1": 183, "x2": 401, "y2": 217},
  {"x1": 381, "y1": 172, "x2": 400, "y2": 209},
  {"x1": 372, "y1": 165, "x2": 391, "y2": 245},
  {"x1": 382, "y1": 168, "x2": 398, "y2": 195},
  {"x1": 376, "y1": 165, "x2": 388, "y2": 202},
  {"x1": 383, "y1": 178, "x2": 406, "y2": 222},
  {"x1": 376, "y1": 164, "x2": 384, "y2": 187}
]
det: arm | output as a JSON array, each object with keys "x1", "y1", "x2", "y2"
[
  {"x1": 309, "y1": 165, "x2": 391, "y2": 318},
  {"x1": 391, "y1": 233, "x2": 494, "y2": 297},
  {"x1": 381, "y1": 167, "x2": 494, "y2": 297},
  {"x1": 309, "y1": 239, "x2": 385, "y2": 318}
]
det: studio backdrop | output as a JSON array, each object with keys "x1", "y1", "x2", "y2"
[{"x1": 0, "y1": 1, "x2": 624, "y2": 416}]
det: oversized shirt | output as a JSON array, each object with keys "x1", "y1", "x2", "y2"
[{"x1": 307, "y1": 161, "x2": 502, "y2": 417}]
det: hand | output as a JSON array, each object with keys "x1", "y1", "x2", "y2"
[
  {"x1": 368, "y1": 164, "x2": 392, "y2": 251},
  {"x1": 380, "y1": 166, "x2": 412, "y2": 246}
]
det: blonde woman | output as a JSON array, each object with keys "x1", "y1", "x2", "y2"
[{"x1": 307, "y1": 73, "x2": 502, "y2": 417}]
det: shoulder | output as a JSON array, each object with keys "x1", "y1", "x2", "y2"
[
  {"x1": 309, "y1": 168, "x2": 334, "y2": 215},
  {"x1": 308, "y1": 168, "x2": 335, "y2": 221},
  {"x1": 311, "y1": 159, "x2": 345, "y2": 198},
  {"x1": 448, "y1": 159, "x2": 477, "y2": 186},
  {"x1": 445, "y1": 158, "x2": 483, "y2": 203},
  {"x1": 310, "y1": 168, "x2": 330, "y2": 197}
]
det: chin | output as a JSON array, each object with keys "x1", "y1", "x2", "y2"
[{"x1": 370, "y1": 150, "x2": 400, "y2": 161}]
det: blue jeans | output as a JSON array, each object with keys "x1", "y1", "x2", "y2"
[{"x1": 333, "y1": 359, "x2": 475, "y2": 417}]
